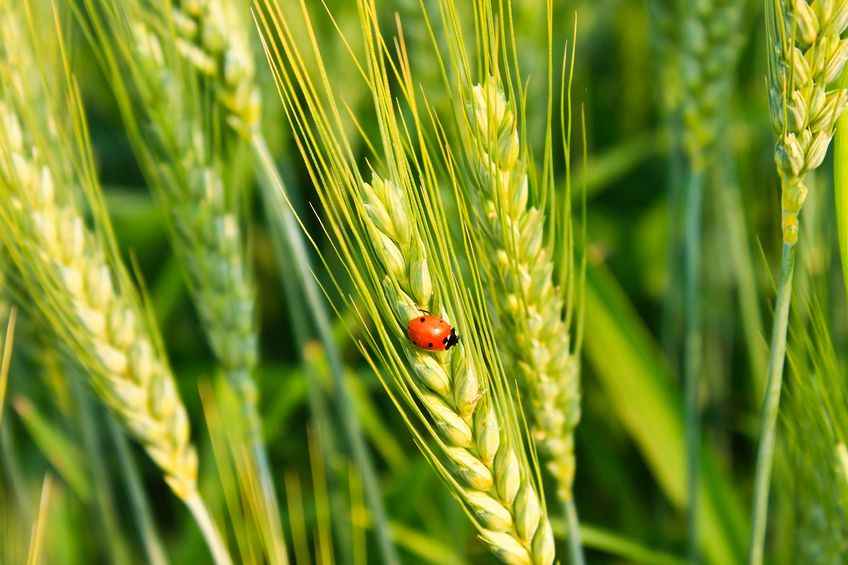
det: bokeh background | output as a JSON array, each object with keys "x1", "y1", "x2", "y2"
[{"x1": 4, "y1": 0, "x2": 845, "y2": 563}]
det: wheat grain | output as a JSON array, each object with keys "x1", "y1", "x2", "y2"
[
  {"x1": 467, "y1": 78, "x2": 580, "y2": 504},
  {"x1": 769, "y1": 0, "x2": 848, "y2": 245},
  {"x1": 363, "y1": 173, "x2": 555, "y2": 565}
]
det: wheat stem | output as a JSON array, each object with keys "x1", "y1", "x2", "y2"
[
  {"x1": 186, "y1": 492, "x2": 235, "y2": 565},
  {"x1": 748, "y1": 243, "x2": 795, "y2": 565},
  {"x1": 563, "y1": 499, "x2": 585, "y2": 565},
  {"x1": 683, "y1": 168, "x2": 703, "y2": 563},
  {"x1": 108, "y1": 415, "x2": 169, "y2": 565}
]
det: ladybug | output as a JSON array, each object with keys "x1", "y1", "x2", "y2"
[{"x1": 407, "y1": 314, "x2": 460, "y2": 351}]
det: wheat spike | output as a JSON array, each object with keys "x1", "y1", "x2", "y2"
[
  {"x1": 467, "y1": 78, "x2": 580, "y2": 504},
  {"x1": 97, "y1": 9, "x2": 258, "y2": 409},
  {"x1": 0, "y1": 102, "x2": 199, "y2": 500},
  {"x1": 363, "y1": 173, "x2": 555, "y2": 565},
  {"x1": 169, "y1": 0, "x2": 261, "y2": 133},
  {"x1": 769, "y1": 0, "x2": 848, "y2": 244},
  {"x1": 679, "y1": 0, "x2": 744, "y2": 169}
]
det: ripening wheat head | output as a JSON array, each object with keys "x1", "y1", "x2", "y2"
[
  {"x1": 768, "y1": 0, "x2": 848, "y2": 245},
  {"x1": 80, "y1": 0, "x2": 260, "y2": 400},
  {"x1": 462, "y1": 76, "x2": 581, "y2": 504},
  {"x1": 0, "y1": 0, "x2": 198, "y2": 501},
  {"x1": 679, "y1": 0, "x2": 744, "y2": 169},
  {"x1": 254, "y1": 0, "x2": 556, "y2": 562}
]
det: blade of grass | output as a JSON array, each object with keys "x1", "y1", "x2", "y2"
[
  {"x1": 584, "y1": 264, "x2": 747, "y2": 564},
  {"x1": 13, "y1": 396, "x2": 90, "y2": 502},
  {"x1": 284, "y1": 472, "x2": 312, "y2": 565},
  {"x1": 2, "y1": 421, "x2": 32, "y2": 524},
  {"x1": 715, "y1": 162, "x2": 767, "y2": 396},
  {"x1": 0, "y1": 307, "x2": 16, "y2": 427},
  {"x1": 70, "y1": 371, "x2": 132, "y2": 565},
  {"x1": 26, "y1": 475, "x2": 52, "y2": 565},
  {"x1": 573, "y1": 128, "x2": 671, "y2": 201},
  {"x1": 577, "y1": 524, "x2": 686, "y2": 565},
  {"x1": 107, "y1": 415, "x2": 169, "y2": 565}
]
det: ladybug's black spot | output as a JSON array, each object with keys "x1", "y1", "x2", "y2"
[
  {"x1": 420, "y1": 317, "x2": 426, "y2": 322},
  {"x1": 427, "y1": 342, "x2": 433, "y2": 348}
]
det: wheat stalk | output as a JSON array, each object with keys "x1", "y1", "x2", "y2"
[
  {"x1": 467, "y1": 78, "x2": 580, "y2": 505},
  {"x1": 750, "y1": 3, "x2": 848, "y2": 564},
  {"x1": 677, "y1": 3, "x2": 743, "y2": 559},
  {"x1": 0, "y1": 4, "x2": 230, "y2": 562},
  {"x1": 363, "y1": 173, "x2": 555, "y2": 565}
]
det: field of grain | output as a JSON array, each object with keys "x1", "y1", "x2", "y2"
[{"x1": 1, "y1": 1, "x2": 847, "y2": 564}]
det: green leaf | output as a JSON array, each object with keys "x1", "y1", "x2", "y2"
[{"x1": 584, "y1": 265, "x2": 747, "y2": 564}]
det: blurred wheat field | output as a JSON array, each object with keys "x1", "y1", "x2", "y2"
[{"x1": 3, "y1": 0, "x2": 848, "y2": 564}]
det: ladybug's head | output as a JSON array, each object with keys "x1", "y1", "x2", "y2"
[{"x1": 444, "y1": 328, "x2": 460, "y2": 350}]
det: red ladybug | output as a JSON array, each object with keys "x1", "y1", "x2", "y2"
[{"x1": 407, "y1": 314, "x2": 460, "y2": 351}]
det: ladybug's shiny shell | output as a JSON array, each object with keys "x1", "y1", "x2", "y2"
[{"x1": 407, "y1": 315, "x2": 459, "y2": 351}]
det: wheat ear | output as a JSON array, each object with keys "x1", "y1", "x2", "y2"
[
  {"x1": 363, "y1": 173, "x2": 555, "y2": 565},
  {"x1": 680, "y1": 1, "x2": 743, "y2": 169},
  {"x1": 0, "y1": 4, "x2": 230, "y2": 560},
  {"x1": 168, "y1": 0, "x2": 261, "y2": 133},
  {"x1": 0, "y1": 103, "x2": 233, "y2": 565},
  {"x1": 468, "y1": 78, "x2": 580, "y2": 505},
  {"x1": 124, "y1": 11, "x2": 260, "y2": 407},
  {"x1": 0, "y1": 101, "x2": 202, "y2": 498},
  {"x1": 750, "y1": 3, "x2": 848, "y2": 563},
  {"x1": 769, "y1": 0, "x2": 848, "y2": 245}
]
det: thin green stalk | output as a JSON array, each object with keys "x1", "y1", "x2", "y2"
[
  {"x1": 716, "y1": 163, "x2": 767, "y2": 396},
  {"x1": 564, "y1": 499, "x2": 586, "y2": 565},
  {"x1": 185, "y1": 492, "x2": 234, "y2": 565},
  {"x1": 1, "y1": 422, "x2": 31, "y2": 525},
  {"x1": 836, "y1": 89, "x2": 848, "y2": 307},
  {"x1": 252, "y1": 133, "x2": 399, "y2": 565},
  {"x1": 748, "y1": 243, "x2": 796, "y2": 565},
  {"x1": 684, "y1": 169, "x2": 703, "y2": 563},
  {"x1": 262, "y1": 153, "x2": 354, "y2": 562},
  {"x1": 70, "y1": 373, "x2": 132, "y2": 565},
  {"x1": 107, "y1": 415, "x2": 169, "y2": 565}
]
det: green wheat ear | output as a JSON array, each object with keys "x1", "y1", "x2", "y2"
[
  {"x1": 768, "y1": 0, "x2": 848, "y2": 245},
  {"x1": 0, "y1": 3, "x2": 198, "y2": 502},
  {"x1": 466, "y1": 77, "x2": 580, "y2": 504},
  {"x1": 253, "y1": 0, "x2": 557, "y2": 561},
  {"x1": 0, "y1": 3, "x2": 231, "y2": 562},
  {"x1": 365, "y1": 172, "x2": 555, "y2": 564}
]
